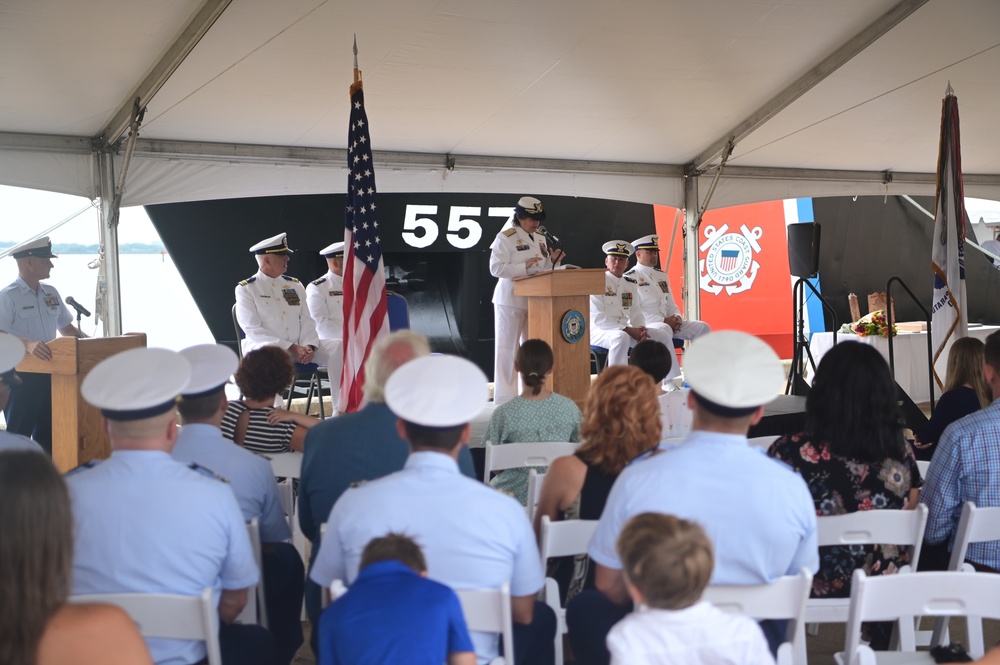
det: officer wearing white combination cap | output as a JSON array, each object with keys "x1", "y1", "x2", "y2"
[
  {"x1": 490, "y1": 196, "x2": 566, "y2": 405},
  {"x1": 589, "y1": 240, "x2": 674, "y2": 369},
  {"x1": 235, "y1": 232, "x2": 323, "y2": 366},
  {"x1": 305, "y1": 241, "x2": 345, "y2": 407},
  {"x1": 310, "y1": 354, "x2": 556, "y2": 665},
  {"x1": 566, "y1": 331, "x2": 818, "y2": 665},
  {"x1": 0, "y1": 331, "x2": 42, "y2": 452},
  {"x1": 0, "y1": 236, "x2": 87, "y2": 453},
  {"x1": 67, "y1": 347, "x2": 275, "y2": 665}
]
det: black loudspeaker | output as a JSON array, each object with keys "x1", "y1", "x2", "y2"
[{"x1": 787, "y1": 222, "x2": 821, "y2": 278}]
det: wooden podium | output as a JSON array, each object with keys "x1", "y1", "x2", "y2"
[
  {"x1": 513, "y1": 269, "x2": 606, "y2": 407},
  {"x1": 15, "y1": 334, "x2": 147, "y2": 472}
]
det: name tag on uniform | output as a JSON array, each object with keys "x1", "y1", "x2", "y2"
[
  {"x1": 281, "y1": 287, "x2": 300, "y2": 306},
  {"x1": 330, "y1": 290, "x2": 343, "y2": 296},
  {"x1": 515, "y1": 242, "x2": 530, "y2": 251}
]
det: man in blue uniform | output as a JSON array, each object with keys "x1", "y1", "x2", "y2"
[
  {"x1": 171, "y1": 343, "x2": 304, "y2": 665},
  {"x1": 0, "y1": 331, "x2": 42, "y2": 452},
  {"x1": 68, "y1": 346, "x2": 275, "y2": 665},
  {"x1": 0, "y1": 236, "x2": 86, "y2": 452},
  {"x1": 310, "y1": 354, "x2": 555, "y2": 665}
]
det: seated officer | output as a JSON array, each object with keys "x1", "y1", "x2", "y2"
[
  {"x1": 310, "y1": 354, "x2": 555, "y2": 665},
  {"x1": 590, "y1": 240, "x2": 673, "y2": 369},
  {"x1": 171, "y1": 343, "x2": 304, "y2": 665},
  {"x1": 305, "y1": 241, "x2": 345, "y2": 408},
  {"x1": 68, "y1": 347, "x2": 274, "y2": 665}
]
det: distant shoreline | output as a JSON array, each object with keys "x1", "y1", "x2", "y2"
[{"x1": 0, "y1": 242, "x2": 166, "y2": 254}]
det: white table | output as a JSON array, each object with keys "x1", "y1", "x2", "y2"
[{"x1": 808, "y1": 325, "x2": 1000, "y2": 404}]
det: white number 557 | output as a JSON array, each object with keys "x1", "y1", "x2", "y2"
[{"x1": 401, "y1": 205, "x2": 485, "y2": 249}]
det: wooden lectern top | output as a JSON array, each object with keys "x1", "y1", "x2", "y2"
[
  {"x1": 512, "y1": 268, "x2": 606, "y2": 298},
  {"x1": 16, "y1": 333, "x2": 147, "y2": 375}
]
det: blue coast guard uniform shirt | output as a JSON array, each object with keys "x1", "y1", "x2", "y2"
[
  {"x1": 172, "y1": 423, "x2": 292, "y2": 543},
  {"x1": 67, "y1": 450, "x2": 259, "y2": 665},
  {"x1": 0, "y1": 276, "x2": 73, "y2": 340}
]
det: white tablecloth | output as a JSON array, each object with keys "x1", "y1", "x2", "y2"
[{"x1": 808, "y1": 325, "x2": 1000, "y2": 404}]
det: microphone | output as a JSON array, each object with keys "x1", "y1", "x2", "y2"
[
  {"x1": 66, "y1": 296, "x2": 91, "y2": 318},
  {"x1": 537, "y1": 225, "x2": 563, "y2": 255}
]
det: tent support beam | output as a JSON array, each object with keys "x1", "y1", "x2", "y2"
[
  {"x1": 97, "y1": 150, "x2": 123, "y2": 336},
  {"x1": 683, "y1": 176, "x2": 701, "y2": 322},
  {"x1": 97, "y1": 0, "x2": 234, "y2": 144},
  {"x1": 687, "y1": 0, "x2": 930, "y2": 174}
]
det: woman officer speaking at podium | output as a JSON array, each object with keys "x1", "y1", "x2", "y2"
[{"x1": 489, "y1": 196, "x2": 565, "y2": 405}]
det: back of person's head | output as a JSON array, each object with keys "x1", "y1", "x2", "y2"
[
  {"x1": 617, "y1": 512, "x2": 714, "y2": 610},
  {"x1": 0, "y1": 451, "x2": 73, "y2": 665},
  {"x1": 177, "y1": 389, "x2": 225, "y2": 422},
  {"x1": 359, "y1": 533, "x2": 427, "y2": 574},
  {"x1": 235, "y1": 345, "x2": 295, "y2": 401},
  {"x1": 629, "y1": 339, "x2": 673, "y2": 384},
  {"x1": 945, "y1": 336, "x2": 990, "y2": 408},
  {"x1": 577, "y1": 366, "x2": 661, "y2": 475},
  {"x1": 517, "y1": 339, "x2": 554, "y2": 396},
  {"x1": 806, "y1": 341, "x2": 907, "y2": 463},
  {"x1": 984, "y1": 332, "x2": 1000, "y2": 386},
  {"x1": 363, "y1": 330, "x2": 431, "y2": 403}
]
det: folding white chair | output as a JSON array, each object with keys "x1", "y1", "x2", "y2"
[
  {"x1": 538, "y1": 516, "x2": 600, "y2": 665},
  {"x1": 837, "y1": 569, "x2": 1000, "y2": 664},
  {"x1": 916, "y1": 460, "x2": 930, "y2": 479},
  {"x1": 702, "y1": 568, "x2": 813, "y2": 665},
  {"x1": 265, "y1": 452, "x2": 305, "y2": 618},
  {"x1": 748, "y1": 435, "x2": 780, "y2": 449},
  {"x1": 236, "y1": 518, "x2": 268, "y2": 629},
  {"x1": 456, "y1": 582, "x2": 515, "y2": 665},
  {"x1": 483, "y1": 442, "x2": 579, "y2": 484},
  {"x1": 70, "y1": 587, "x2": 222, "y2": 665},
  {"x1": 527, "y1": 469, "x2": 545, "y2": 523},
  {"x1": 267, "y1": 451, "x2": 303, "y2": 479}
]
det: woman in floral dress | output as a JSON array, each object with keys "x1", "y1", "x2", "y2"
[{"x1": 768, "y1": 341, "x2": 921, "y2": 601}]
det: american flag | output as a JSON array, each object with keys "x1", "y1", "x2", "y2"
[{"x1": 339, "y1": 83, "x2": 389, "y2": 413}]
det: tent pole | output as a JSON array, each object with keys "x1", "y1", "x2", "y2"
[
  {"x1": 97, "y1": 149, "x2": 123, "y2": 336},
  {"x1": 683, "y1": 175, "x2": 701, "y2": 323}
]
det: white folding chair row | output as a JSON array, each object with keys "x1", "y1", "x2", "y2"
[
  {"x1": 701, "y1": 568, "x2": 813, "y2": 665},
  {"x1": 836, "y1": 569, "x2": 1000, "y2": 665},
  {"x1": 266, "y1": 451, "x2": 303, "y2": 479},
  {"x1": 70, "y1": 587, "x2": 222, "y2": 665},
  {"x1": 236, "y1": 518, "x2": 268, "y2": 629},
  {"x1": 265, "y1": 451, "x2": 307, "y2": 619},
  {"x1": 456, "y1": 583, "x2": 515, "y2": 665},
  {"x1": 482, "y1": 441, "x2": 579, "y2": 484},
  {"x1": 538, "y1": 516, "x2": 600, "y2": 665}
]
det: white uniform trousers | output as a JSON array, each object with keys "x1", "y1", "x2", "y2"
[
  {"x1": 493, "y1": 304, "x2": 528, "y2": 405},
  {"x1": 646, "y1": 321, "x2": 711, "y2": 381},
  {"x1": 590, "y1": 325, "x2": 674, "y2": 372}
]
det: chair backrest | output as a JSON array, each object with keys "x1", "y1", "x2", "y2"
[
  {"x1": 747, "y1": 435, "x2": 779, "y2": 449},
  {"x1": 527, "y1": 470, "x2": 544, "y2": 523},
  {"x1": 456, "y1": 583, "x2": 514, "y2": 665},
  {"x1": 386, "y1": 290, "x2": 409, "y2": 330},
  {"x1": 843, "y1": 569, "x2": 1000, "y2": 662},
  {"x1": 948, "y1": 501, "x2": 1000, "y2": 571},
  {"x1": 483, "y1": 441, "x2": 579, "y2": 483},
  {"x1": 916, "y1": 459, "x2": 930, "y2": 479},
  {"x1": 266, "y1": 451, "x2": 303, "y2": 479},
  {"x1": 539, "y1": 515, "x2": 599, "y2": 564},
  {"x1": 231, "y1": 304, "x2": 245, "y2": 358},
  {"x1": 70, "y1": 588, "x2": 222, "y2": 665},
  {"x1": 816, "y1": 504, "x2": 928, "y2": 570}
]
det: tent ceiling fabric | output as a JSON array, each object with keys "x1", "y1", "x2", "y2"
[{"x1": 1, "y1": 0, "x2": 999, "y2": 208}]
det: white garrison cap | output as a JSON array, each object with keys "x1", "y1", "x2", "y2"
[
  {"x1": 684, "y1": 331, "x2": 784, "y2": 415},
  {"x1": 384, "y1": 355, "x2": 489, "y2": 427},
  {"x1": 82, "y1": 347, "x2": 191, "y2": 421},
  {"x1": 0, "y1": 332, "x2": 25, "y2": 373},
  {"x1": 632, "y1": 234, "x2": 660, "y2": 251},
  {"x1": 180, "y1": 344, "x2": 238, "y2": 399},
  {"x1": 320, "y1": 241, "x2": 345, "y2": 258},
  {"x1": 9, "y1": 236, "x2": 57, "y2": 259},
  {"x1": 602, "y1": 240, "x2": 633, "y2": 257},
  {"x1": 249, "y1": 232, "x2": 293, "y2": 255}
]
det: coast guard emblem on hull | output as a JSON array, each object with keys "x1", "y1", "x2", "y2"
[{"x1": 699, "y1": 223, "x2": 762, "y2": 296}]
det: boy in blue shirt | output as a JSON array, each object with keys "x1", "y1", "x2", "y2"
[{"x1": 318, "y1": 533, "x2": 476, "y2": 665}]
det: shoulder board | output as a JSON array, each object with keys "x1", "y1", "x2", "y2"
[
  {"x1": 187, "y1": 462, "x2": 230, "y2": 483},
  {"x1": 311, "y1": 277, "x2": 328, "y2": 286},
  {"x1": 65, "y1": 459, "x2": 101, "y2": 477},
  {"x1": 349, "y1": 479, "x2": 368, "y2": 489},
  {"x1": 652, "y1": 266, "x2": 665, "y2": 273},
  {"x1": 503, "y1": 228, "x2": 518, "y2": 237},
  {"x1": 238, "y1": 276, "x2": 257, "y2": 286},
  {"x1": 623, "y1": 276, "x2": 638, "y2": 284},
  {"x1": 282, "y1": 275, "x2": 300, "y2": 283},
  {"x1": 624, "y1": 267, "x2": 637, "y2": 275}
]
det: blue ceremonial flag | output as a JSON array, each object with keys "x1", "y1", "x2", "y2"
[{"x1": 930, "y1": 85, "x2": 968, "y2": 392}]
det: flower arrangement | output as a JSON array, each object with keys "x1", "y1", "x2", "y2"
[{"x1": 854, "y1": 310, "x2": 897, "y2": 338}]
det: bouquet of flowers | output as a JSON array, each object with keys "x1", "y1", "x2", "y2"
[{"x1": 854, "y1": 310, "x2": 897, "y2": 338}]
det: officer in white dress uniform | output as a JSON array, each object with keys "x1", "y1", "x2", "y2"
[
  {"x1": 171, "y1": 343, "x2": 304, "y2": 665},
  {"x1": 234, "y1": 232, "x2": 325, "y2": 366},
  {"x1": 305, "y1": 241, "x2": 345, "y2": 407},
  {"x1": 589, "y1": 240, "x2": 674, "y2": 369},
  {"x1": 489, "y1": 196, "x2": 565, "y2": 405},
  {"x1": 310, "y1": 354, "x2": 556, "y2": 665},
  {"x1": 68, "y1": 347, "x2": 274, "y2": 665},
  {"x1": 0, "y1": 331, "x2": 43, "y2": 452}
]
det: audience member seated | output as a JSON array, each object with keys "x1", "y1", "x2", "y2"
[
  {"x1": 767, "y1": 341, "x2": 920, "y2": 649},
  {"x1": 534, "y1": 365, "x2": 660, "y2": 603},
  {"x1": 482, "y1": 338, "x2": 581, "y2": 505},
  {"x1": 70, "y1": 347, "x2": 274, "y2": 665},
  {"x1": 628, "y1": 339, "x2": 692, "y2": 442},
  {"x1": 921, "y1": 331, "x2": 1000, "y2": 572},
  {"x1": 607, "y1": 512, "x2": 774, "y2": 665},
  {"x1": 222, "y1": 345, "x2": 320, "y2": 453},
  {"x1": 310, "y1": 354, "x2": 555, "y2": 665},
  {"x1": 0, "y1": 331, "x2": 43, "y2": 452},
  {"x1": 912, "y1": 336, "x2": 990, "y2": 461},
  {"x1": 0, "y1": 450, "x2": 153, "y2": 665},
  {"x1": 298, "y1": 330, "x2": 477, "y2": 639},
  {"x1": 568, "y1": 331, "x2": 818, "y2": 665},
  {"x1": 318, "y1": 533, "x2": 475, "y2": 665}
]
